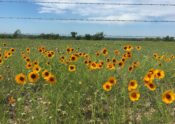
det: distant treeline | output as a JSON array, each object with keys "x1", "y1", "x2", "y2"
[{"x1": 0, "y1": 29, "x2": 174, "y2": 41}]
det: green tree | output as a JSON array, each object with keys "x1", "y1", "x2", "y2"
[
  {"x1": 92, "y1": 32, "x2": 104, "y2": 40},
  {"x1": 13, "y1": 29, "x2": 22, "y2": 38},
  {"x1": 71, "y1": 32, "x2": 77, "y2": 38},
  {"x1": 85, "y1": 34, "x2": 91, "y2": 40},
  {"x1": 163, "y1": 36, "x2": 174, "y2": 41}
]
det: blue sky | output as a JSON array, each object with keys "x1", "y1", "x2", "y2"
[{"x1": 0, "y1": 0, "x2": 175, "y2": 37}]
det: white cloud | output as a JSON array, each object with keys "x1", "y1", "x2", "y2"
[{"x1": 35, "y1": 0, "x2": 175, "y2": 24}]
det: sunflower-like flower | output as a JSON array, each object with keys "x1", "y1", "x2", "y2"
[
  {"x1": 10, "y1": 48, "x2": 15, "y2": 52},
  {"x1": 25, "y1": 57, "x2": 31, "y2": 63},
  {"x1": 155, "y1": 69, "x2": 165, "y2": 79},
  {"x1": 32, "y1": 65, "x2": 41, "y2": 73},
  {"x1": 45, "y1": 75, "x2": 57, "y2": 84},
  {"x1": 128, "y1": 66, "x2": 134, "y2": 72},
  {"x1": 108, "y1": 76, "x2": 117, "y2": 86},
  {"x1": 102, "y1": 48, "x2": 108, "y2": 56},
  {"x1": 143, "y1": 73, "x2": 154, "y2": 82},
  {"x1": 25, "y1": 62, "x2": 33, "y2": 69},
  {"x1": 128, "y1": 80, "x2": 138, "y2": 91},
  {"x1": 129, "y1": 90, "x2": 140, "y2": 102},
  {"x1": 42, "y1": 70, "x2": 51, "y2": 79},
  {"x1": 67, "y1": 47, "x2": 74, "y2": 53},
  {"x1": 114, "y1": 49, "x2": 120, "y2": 56},
  {"x1": 15, "y1": 73, "x2": 27, "y2": 85},
  {"x1": 70, "y1": 55, "x2": 78, "y2": 62},
  {"x1": 106, "y1": 62, "x2": 115, "y2": 70},
  {"x1": 118, "y1": 61, "x2": 124, "y2": 68},
  {"x1": 68, "y1": 65, "x2": 76, "y2": 72},
  {"x1": 162, "y1": 90, "x2": 175, "y2": 104},
  {"x1": 136, "y1": 46, "x2": 142, "y2": 51},
  {"x1": 33, "y1": 61, "x2": 39, "y2": 66},
  {"x1": 145, "y1": 82, "x2": 156, "y2": 91},
  {"x1": 103, "y1": 82, "x2": 112, "y2": 91},
  {"x1": 26, "y1": 48, "x2": 30, "y2": 53},
  {"x1": 90, "y1": 62, "x2": 97, "y2": 70},
  {"x1": 28, "y1": 71, "x2": 39, "y2": 83}
]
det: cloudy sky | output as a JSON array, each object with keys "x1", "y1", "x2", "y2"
[{"x1": 0, "y1": 0, "x2": 175, "y2": 36}]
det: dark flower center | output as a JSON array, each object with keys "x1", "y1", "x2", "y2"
[
  {"x1": 166, "y1": 94, "x2": 171, "y2": 100},
  {"x1": 31, "y1": 74, "x2": 36, "y2": 79},
  {"x1": 45, "y1": 72, "x2": 49, "y2": 76},
  {"x1": 20, "y1": 77, "x2": 24, "y2": 81}
]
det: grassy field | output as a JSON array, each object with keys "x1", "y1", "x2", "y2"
[{"x1": 0, "y1": 39, "x2": 175, "y2": 124}]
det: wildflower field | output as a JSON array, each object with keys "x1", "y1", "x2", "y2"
[{"x1": 0, "y1": 39, "x2": 175, "y2": 124}]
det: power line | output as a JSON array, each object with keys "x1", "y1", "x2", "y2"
[
  {"x1": 0, "y1": 16, "x2": 175, "y2": 23},
  {"x1": 0, "y1": 0, "x2": 175, "y2": 6}
]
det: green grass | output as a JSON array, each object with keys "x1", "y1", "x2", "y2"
[{"x1": 0, "y1": 39, "x2": 175, "y2": 124}]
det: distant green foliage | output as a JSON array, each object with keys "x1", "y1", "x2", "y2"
[
  {"x1": 92, "y1": 32, "x2": 104, "y2": 40},
  {"x1": 85, "y1": 34, "x2": 91, "y2": 40},
  {"x1": 71, "y1": 32, "x2": 77, "y2": 39},
  {"x1": 0, "y1": 30, "x2": 174, "y2": 41},
  {"x1": 13, "y1": 29, "x2": 22, "y2": 38},
  {"x1": 39, "y1": 33, "x2": 60, "y2": 39}
]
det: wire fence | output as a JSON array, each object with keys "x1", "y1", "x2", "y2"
[
  {"x1": 0, "y1": 0, "x2": 175, "y2": 6},
  {"x1": 0, "y1": 1, "x2": 175, "y2": 23},
  {"x1": 0, "y1": 16, "x2": 175, "y2": 23}
]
